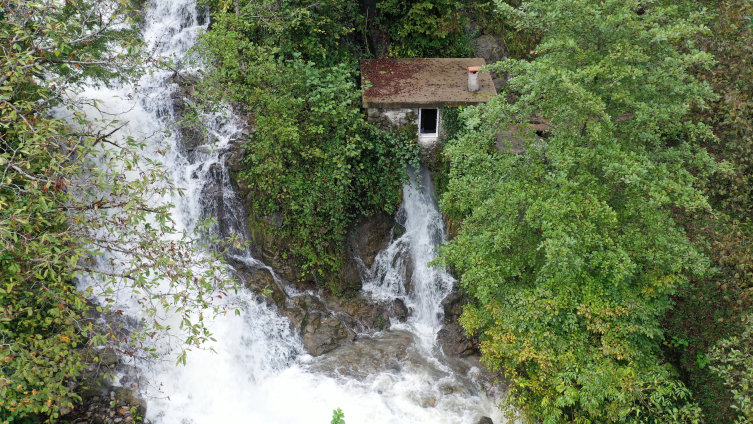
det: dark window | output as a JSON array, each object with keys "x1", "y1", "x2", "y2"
[{"x1": 420, "y1": 109, "x2": 438, "y2": 134}]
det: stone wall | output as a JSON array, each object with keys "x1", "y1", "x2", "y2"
[{"x1": 366, "y1": 106, "x2": 446, "y2": 149}]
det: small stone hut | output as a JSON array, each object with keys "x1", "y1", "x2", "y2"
[{"x1": 361, "y1": 58, "x2": 497, "y2": 146}]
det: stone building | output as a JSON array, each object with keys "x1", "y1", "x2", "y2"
[{"x1": 361, "y1": 58, "x2": 497, "y2": 147}]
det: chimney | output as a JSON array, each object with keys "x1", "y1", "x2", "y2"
[{"x1": 468, "y1": 66, "x2": 480, "y2": 92}]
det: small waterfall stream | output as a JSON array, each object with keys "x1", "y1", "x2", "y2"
[
  {"x1": 69, "y1": 0, "x2": 506, "y2": 422},
  {"x1": 362, "y1": 167, "x2": 454, "y2": 348}
]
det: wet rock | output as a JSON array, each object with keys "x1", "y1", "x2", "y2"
[
  {"x1": 308, "y1": 330, "x2": 414, "y2": 379},
  {"x1": 169, "y1": 77, "x2": 206, "y2": 155},
  {"x1": 55, "y1": 384, "x2": 147, "y2": 424},
  {"x1": 387, "y1": 299, "x2": 408, "y2": 323},
  {"x1": 224, "y1": 130, "x2": 252, "y2": 172},
  {"x1": 300, "y1": 310, "x2": 355, "y2": 357},
  {"x1": 392, "y1": 222, "x2": 406, "y2": 239},
  {"x1": 225, "y1": 147, "x2": 245, "y2": 172},
  {"x1": 476, "y1": 417, "x2": 494, "y2": 424},
  {"x1": 437, "y1": 323, "x2": 477, "y2": 358},
  {"x1": 228, "y1": 257, "x2": 286, "y2": 306},
  {"x1": 115, "y1": 387, "x2": 146, "y2": 417},
  {"x1": 278, "y1": 295, "x2": 356, "y2": 357},
  {"x1": 200, "y1": 162, "x2": 254, "y2": 258},
  {"x1": 420, "y1": 397, "x2": 436, "y2": 408},
  {"x1": 96, "y1": 348, "x2": 120, "y2": 367},
  {"x1": 79, "y1": 363, "x2": 114, "y2": 397},
  {"x1": 441, "y1": 289, "x2": 468, "y2": 322}
]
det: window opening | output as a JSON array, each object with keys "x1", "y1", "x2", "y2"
[{"x1": 419, "y1": 109, "x2": 438, "y2": 136}]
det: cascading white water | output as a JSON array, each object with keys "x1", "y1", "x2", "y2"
[
  {"x1": 362, "y1": 167, "x2": 454, "y2": 348},
  {"x1": 67, "y1": 0, "x2": 507, "y2": 422}
]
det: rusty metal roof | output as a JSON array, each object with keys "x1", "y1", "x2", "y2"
[{"x1": 361, "y1": 58, "x2": 497, "y2": 109}]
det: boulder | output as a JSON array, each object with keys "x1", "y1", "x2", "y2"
[
  {"x1": 115, "y1": 387, "x2": 147, "y2": 417},
  {"x1": 387, "y1": 298, "x2": 409, "y2": 323},
  {"x1": 307, "y1": 330, "x2": 414, "y2": 379},
  {"x1": 300, "y1": 311, "x2": 355, "y2": 357},
  {"x1": 474, "y1": 34, "x2": 507, "y2": 65},
  {"x1": 437, "y1": 323, "x2": 477, "y2": 358},
  {"x1": 476, "y1": 417, "x2": 494, "y2": 424},
  {"x1": 279, "y1": 295, "x2": 356, "y2": 357},
  {"x1": 350, "y1": 213, "x2": 394, "y2": 269},
  {"x1": 441, "y1": 288, "x2": 468, "y2": 322}
]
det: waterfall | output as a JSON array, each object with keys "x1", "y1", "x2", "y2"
[
  {"x1": 362, "y1": 166, "x2": 454, "y2": 349},
  {"x1": 67, "y1": 0, "x2": 507, "y2": 422}
]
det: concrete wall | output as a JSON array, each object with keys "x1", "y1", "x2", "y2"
[{"x1": 366, "y1": 107, "x2": 443, "y2": 148}]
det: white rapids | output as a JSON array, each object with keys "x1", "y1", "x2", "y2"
[{"x1": 65, "y1": 0, "x2": 508, "y2": 422}]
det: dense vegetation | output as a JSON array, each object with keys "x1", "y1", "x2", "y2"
[
  {"x1": 436, "y1": 0, "x2": 753, "y2": 422},
  {"x1": 3, "y1": 0, "x2": 753, "y2": 421}
]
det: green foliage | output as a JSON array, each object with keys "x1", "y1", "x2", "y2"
[
  {"x1": 710, "y1": 314, "x2": 753, "y2": 423},
  {"x1": 0, "y1": 0, "x2": 241, "y2": 421},
  {"x1": 330, "y1": 407, "x2": 345, "y2": 424},
  {"x1": 193, "y1": 10, "x2": 418, "y2": 287},
  {"x1": 659, "y1": 1, "x2": 753, "y2": 421},
  {"x1": 439, "y1": 0, "x2": 721, "y2": 422},
  {"x1": 469, "y1": 0, "x2": 540, "y2": 60},
  {"x1": 377, "y1": 0, "x2": 474, "y2": 58},
  {"x1": 203, "y1": 0, "x2": 361, "y2": 66},
  {"x1": 695, "y1": 0, "x2": 753, "y2": 219}
]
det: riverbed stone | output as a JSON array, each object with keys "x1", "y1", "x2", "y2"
[
  {"x1": 308, "y1": 330, "x2": 414, "y2": 379},
  {"x1": 476, "y1": 417, "x2": 494, "y2": 424},
  {"x1": 437, "y1": 323, "x2": 477, "y2": 358},
  {"x1": 300, "y1": 311, "x2": 355, "y2": 357},
  {"x1": 227, "y1": 257, "x2": 286, "y2": 306}
]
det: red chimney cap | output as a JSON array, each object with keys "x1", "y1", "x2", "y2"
[{"x1": 468, "y1": 66, "x2": 480, "y2": 73}]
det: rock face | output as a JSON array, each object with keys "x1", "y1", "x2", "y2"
[
  {"x1": 307, "y1": 330, "x2": 414, "y2": 379},
  {"x1": 350, "y1": 212, "x2": 394, "y2": 269},
  {"x1": 437, "y1": 323, "x2": 477, "y2": 358},
  {"x1": 473, "y1": 33, "x2": 508, "y2": 94},
  {"x1": 278, "y1": 295, "x2": 357, "y2": 357},
  {"x1": 474, "y1": 34, "x2": 507, "y2": 65}
]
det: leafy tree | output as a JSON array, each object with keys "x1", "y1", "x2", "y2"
[
  {"x1": 204, "y1": 0, "x2": 361, "y2": 66},
  {"x1": 660, "y1": 1, "x2": 753, "y2": 421},
  {"x1": 377, "y1": 0, "x2": 474, "y2": 58},
  {"x1": 439, "y1": 0, "x2": 721, "y2": 422},
  {"x1": 0, "y1": 0, "x2": 240, "y2": 421}
]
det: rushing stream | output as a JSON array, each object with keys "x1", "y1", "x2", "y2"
[{"x1": 70, "y1": 0, "x2": 507, "y2": 422}]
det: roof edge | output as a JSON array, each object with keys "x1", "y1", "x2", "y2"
[{"x1": 363, "y1": 98, "x2": 494, "y2": 109}]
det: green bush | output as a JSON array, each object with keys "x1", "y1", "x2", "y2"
[{"x1": 377, "y1": 0, "x2": 474, "y2": 58}]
